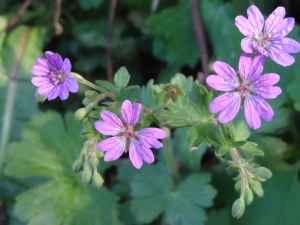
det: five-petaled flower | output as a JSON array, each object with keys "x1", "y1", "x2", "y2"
[
  {"x1": 235, "y1": 5, "x2": 300, "y2": 66},
  {"x1": 94, "y1": 100, "x2": 166, "y2": 169},
  {"x1": 31, "y1": 51, "x2": 79, "y2": 100},
  {"x1": 206, "y1": 53, "x2": 282, "y2": 129}
]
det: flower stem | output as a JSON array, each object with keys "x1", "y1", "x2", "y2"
[
  {"x1": 69, "y1": 72, "x2": 117, "y2": 101},
  {"x1": 162, "y1": 128, "x2": 180, "y2": 184}
]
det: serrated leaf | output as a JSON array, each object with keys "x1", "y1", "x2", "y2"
[
  {"x1": 140, "y1": 79, "x2": 165, "y2": 110},
  {"x1": 234, "y1": 121, "x2": 250, "y2": 141},
  {"x1": 173, "y1": 128, "x2": 206, "y2": 171},
  {"x1": 131, "y1": 164, "x2": 217, "y2": 225},
  {"x1": 239, "y1": 142, "x2": 264, "y2": 156},
  {"x1": 114, "y1": 67, "x2": 130, "y2": 90},
  {"x1": 4, "y1": 111, "x2": 121, "y2": 225},
  {"x1": 187, "y1": 123, "x2": 218, "y2": 147},
  {"x1": 144, "y1": 5, "x2": 198, "y2": 66},
  {"x1": 118, "y1": 86, "x2": 140, "y2": 104},
  {"x1": 95, "y1": 80, "x2": 118, "y2": 93}
]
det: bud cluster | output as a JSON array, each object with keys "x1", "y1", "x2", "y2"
[{"x1": 72, "y1": 137, "x2": 104, "y2": 188}]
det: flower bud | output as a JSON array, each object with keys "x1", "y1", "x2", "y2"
[
  {"x1": 89, "y1": 156, "x2": 99, "y2": 167},
  {"x1": 81, "y1": 165, "x2": 92, "y2": 184},
  {"x1": 96, "y1": 151, "x2": 104, "y2": 158},
  {"x1": 232, "y1": 198, "x2": 245, "y2": 219},
  {"x1": 255, "y1": 167, "x2": 272, "y2": 180},
  {"x1": 74, "y1": 108, "x2": 89, "y2": 122},
  {"x1": 92, "y1": 172, "x2": 104, "y2": 188},
  {"x1": 72, "y1": 159, "x2": 83, "y2": 173},
  {"x1": 234, "y1": 180, "x2": 241, "y2": 192},
  {"x1": 244, "y1": 187, "x2": 253, "y2": 205},
  {"x1": 82, "y1": 98, "x2": 93, "y2": 106},
  {"x1": 249, "y1": 180, "x2": 264, "y2": 197},
  {"x1": 85, "y1": 90, "x2": 98, "y2": 99}
]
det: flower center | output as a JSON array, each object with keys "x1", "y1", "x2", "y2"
[
  {"x1": 49, "y1": 70, "x2": 66, "y2": 85},
  {"x1": 254, "y1": 33, "x2": 271, "y2": 50},
  {"x1": 237, "y1": 81, "x2": 252, "y2": 97},
  {"x1": 125, "y1": 127, "x2": 135, "y2": 139}
]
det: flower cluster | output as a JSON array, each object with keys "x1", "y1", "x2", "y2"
[
  {"x1": 94, "y1": 100, "x2": 166, "y2": 169},
  {"x1": 207, "y1": 5, "x2": 299, "y2": 129}
]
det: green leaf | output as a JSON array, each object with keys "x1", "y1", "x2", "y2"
[
  {"x1": 118, "y1": 86, "x2": 140, "y2": 104},
  {"x1": 95, "y1": 80, "x2": 118, "y2": 93},
  {"x1": 131, "y1": 164, "x2": 217, "y2": 224},
  {"x1": 239, "y1": 142, "x2": 264, "y2": 156},
  {"x1": 4, "y1": 111, "x2": 121, "y2": 225},
  {"x1": 144, "y1": 4, "x2": 198, "y2": 66},
  {"x1": 187, "y1": 123, "x2": 219, "y2": 147},
  {"x1": 234, "y1": 121, "x2": 250, "y2": 141},
  {"x1": 173, "y1": 128, "x2": 206, "y2": 171},
  {"x1": 140, "y1": 79, "x2": 165, "y2": 110},
  {"x1": 114, "y1": 67, "x2": 130, "y2": 90},
  {"x1": 77, "y1": 0, "x2": 103, "y2": 10}
]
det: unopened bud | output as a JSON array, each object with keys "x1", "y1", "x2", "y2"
[
  {"x1": 244, "y1": 187, "x2": 253, "y2": 205},
  {"x1": 232, "y1": 198, "x2": 245, "y2": 219},
  {"x1": 82, "y1": 98, "x2": 93, "y2": 106},
  {"x1": 255, "y1": 167, "x2": 272, "y2": 180},
  {"x1": 85, "y1": 90, "x2": 98, "y2": 99},
  {"x1": 72, "y1": 159, "x2": 83, "y2": 173},
  {"x1": 92, "y1": 172, "x2": 104, "y2": 188},
  {"x1": 81, "y1": 166, "x2": 92, "y2": 184},
  {"x1": 89, "y1": 156, "x2": 99, "y2": 167},
  {"x1": 74, "y1": 108, "x2": 89, "y2": 122},
  {"x1": 234, "y1": 180, "x2": 241, "y2": 192},
  {"x1": 249, "y1": 180, "x2": 264, "y2": 197}
]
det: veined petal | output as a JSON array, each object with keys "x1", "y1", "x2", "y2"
[
  {"x1": 209, "y1": 92, "x2": 241, "y2": 123},
  {"x1": 31, "y1": 65, "x2": 50, "y2": 76},
  {"x1": 31, "y1": 76, "x2": 49, "y2": 87},
  {"x1": 235, "y1": 16, "x2": 255, "y2": 36},
  {"x1": 100, "y1": 110, "x2": 123, "y2": 129},
  {"x1": 38, "y1": 83, "x2": 53, "y2": 95},
  {"x1": 65, "y1": 77, "x2": 79, "y2": 93},
  {"x1": 272, "y1": 38, "x2": 300, "y2": 53},
  {"x1": 63, "y1": 58, "x2": 72, "y2": 74},
  {"x1": 49, "y1": 53, "x2": 63, "y2": 70},
  {"x1": 253, "y1": 73, "x2": 280, "y2": 86},
  {"x1": 48, "y1": 85, "x2": 61, "y2": 100},
  {"x1": 268, "y1": 46, "x2": 295, "y2": 66},
  {"x1": 264, "y1": 7, "x2": 286, "y2": 34},
  {"x1": 59, "y1": 83, "x2": 69, "y2": 100},
  {"x1": 121, "y1": 100, "x2": 142, "y2": 126},
  {"x1": 253, "y1": 86, "x2": 282, "y2": 99},
  {"x1": 36, "y1": 57, "x2": 48, "y2": 67},
  {"x1": 247, "y1": 5, "x2": 264, "y2": 34},
  {"x1": 238, "y1": 53, "x2": 252, "y2": 80},
  {"x1": 247, "y1": 54, "x2": 265, "y2": 81},
  {"x1": 206, "y1": 75, "x2": 238, "y2": 91},
  {"x1": 97, "y1": 137, "x2": 126, "y2": 161},
  {"x1": 95, "y1": 121, "x2": 122, "y2": 135},
  {"x1": 241, "y1": 37, "x2": 255, "y2": 53},
  {"x1": 270, "y1": 17, "x2": 294, "y2": 39},
  {"x1": 244, "y1": 96, "x2": 274, "y2": 129},
  {"x1": 137, "y1": 128, "x2": 166, "y2": 139},
  {"x1": 212, "y1": 61, "x2": 237, "y2": 81},
  {"x1": 129, "y1": 139, "x2": 154, "y2": 169}
]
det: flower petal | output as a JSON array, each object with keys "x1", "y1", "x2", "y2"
[
  {"x1": 121, "y1": 100, "x2": 142, "y2": 126},
  {"x1": 268, "y1": 46, "x2": 295, "y2": 66},
  {"x1": 97, "y1": 137, "x2": 126, "y2": 161},
  {"x1": 247, "y1": 5, "x2": 264, "y2": 34},
  {"x1": 212, "y1": 61, "x2": 237, "y2": 82},
  {"x1": 137, "y1": 128, "x2": 166, "y2": 149},
  {"x1": 235, "y1": 16, "x2": 255, "y2": 36},
  {"x1": 272, "y1": 38, "x2": 300, "y2": 53},
  {"x1": 247, "y1": 54, "x2": 265, "y2": 81},
  {"x1": 65, "y1": 77, "x2": 79, "y2": 93},
  {"x1": 31, "y1": 65, "x2": 50, "y2": 76},
  {"x1": 253, "y1": 73, "x2": 280, "y2": 86},
  {"x1": 31, "y1": 76, "x2": 49, "y2": 87},
  {"x1": 264, "y1": 7, "x2": 286, "y2": 34},
  {"x1": 209, "y1": 93, "x2": 241, "y2": 123},
  {"x1": 270, "y1": 17, "x2": 294, "y2": 39},
  {"x1": 100, "y1": 110, "x2": 123, "y2": 130},
  {"x1": 206, "y1": 75, "x2": 238, "y2": 91},
  {"x1": 46, "y1": 52, "x2": 63, "y2": 70},
  {"x1": 95, "y1": 121, "x2": 122, "y2": 135},
  {"x1": 36, "y1": 57, "x2": 48, "y2": 67},
  {"x1": 59, "y1": 83, "x2": 69, "y2": 100},
  {"x1": 252, "y1": 73, "x2": 282, "y2": 98},
  {"x1": 238, "y1": 53, "x2": 252, "y2": 80},
  {"x1": 47, "y1": 85, "x2": 61, "y2": 100},
  {"x1": 129, "y1": 139, "x2": 154, "y2": 169},
  {"x1": 63, "y1": 58, "x2": 72, "y2": 74},
  {"x1": 241, "y1": 37, "x2": 255, "y2": 53},
  {"x1": 38, "y1": 82, "x2": 53, "y2": 95}
]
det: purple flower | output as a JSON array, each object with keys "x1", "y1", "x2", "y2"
[
  {"x1": 206, "y1": 53, "x2": 282, "y2": 129},
  {"x1": 235, "y1": 5, "x2": 300, "y2": 66},
  {"x1": 31, "y1": 51, "x2": 79, "y2": 100},
  {"x1": 94, "y1": 100, "x2": 166, "y2": 169}
]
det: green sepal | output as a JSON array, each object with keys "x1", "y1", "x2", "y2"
[
  {"x1": 216, "y1": 145, "x2": 229, "y2": 156},
  {"x1": 231, "y1": 141, "x2": 246, "y2": 147}
]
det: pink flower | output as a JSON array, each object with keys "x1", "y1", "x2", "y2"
[
  {"x1": 94, "y1": 100, "x2": 166, "y2": 169},
  {"x1": 235, "y1": 5, "x2": 300, "y2": 66},
  {"x1": 206, "y1": 53, "x2": 282, "y2": 129},
  {"x1": 31, "y1": 51, "x2": 79, "y2": 100}
]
